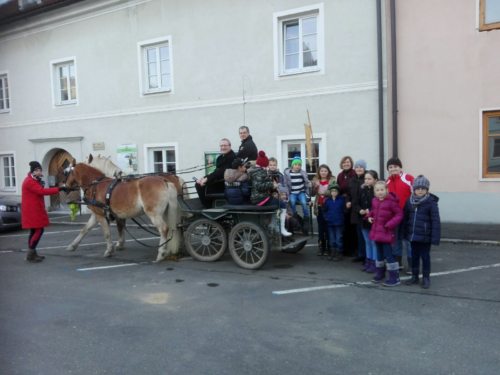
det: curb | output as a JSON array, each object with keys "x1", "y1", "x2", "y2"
[{"x1": 441, "y1": 238, "x2": 500, "y2": 247}]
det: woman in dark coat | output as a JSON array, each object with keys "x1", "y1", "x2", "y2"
[
  {"x1": 337, "y1": 156, "x2": 357, "y2": 256},
  {"x1": 21, "y1": 161, "x2": 63, "y2": 262}
]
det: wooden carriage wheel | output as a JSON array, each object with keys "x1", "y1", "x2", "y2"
[
  {"x1": 228, "y1": 222, "x2": 269, "y2": 270},
  {"x1": 184, "y1": 219, "x2": 227, "y2": 262}
]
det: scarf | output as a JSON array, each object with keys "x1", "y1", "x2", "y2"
[{"x1": 409, "y1": 192, "x2": 429, "y2": 206}]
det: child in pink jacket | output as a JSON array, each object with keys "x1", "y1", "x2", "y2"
[{"x1": 367, "y1": 181, "x2": 403, "y2": 286}]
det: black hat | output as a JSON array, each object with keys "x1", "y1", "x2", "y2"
[
  {"x1": 29, "y1": 161, "x2": 42, "y2": 173},
  {"x1": 231, "y1": 157, "x2": 248, "y2": 169},
  {"x1": 386, "y1": 157, "x2": 402, "y2": 170}
]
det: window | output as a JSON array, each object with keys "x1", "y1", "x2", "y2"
[
  {"x1": 482, "y1": 110, "x2": 500, "y2": 178},
  {"x1": 52, "y1": 59, "x2": 77, "y2": 105},
  {"x1": 279, "y1": 135, "x2": 326, "y2": 180},
  {"x1": 274, "y1": 4, "x2": 324, "y2": 78},
  {"x1": 145, "y1": 145, "x2": 177, "y2": 173},
  {"x1": 0, "y1": 74, "x2": 9, "y2": 113},
  {"x1": 1, "y1": 154, "x2": 16, "y2": 190},
  {"x1": 480, "y1": 0, "x2": 500, "y2": 31},
  {"x1": 139, "y1": 37, "x2": 173, "y2": 95}
]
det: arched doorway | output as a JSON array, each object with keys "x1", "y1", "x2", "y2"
[{"x1": 48, "y1": 149, "x2": 75, "y2": 211}]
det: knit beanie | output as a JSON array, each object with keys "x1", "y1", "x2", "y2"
[
  {"x1": 255, "y1": 151, "x2": 269, "y2": 168},
  {"x1": 291, "y1": 157, "x2": 302, "y2": 167},
  {"x1": 354, "y1": 159, "x2": 367, "y2": 170},
  {"x1": 29, "y1": 161, "x2": 42, "y2": 173},
  {"x1": 328, "y1": 182, "x2": 340, "y2": 193},
  {"x1": 413, "y1": 175, "x2": 430, "y2": 191},
  {"x1": 386, "y1": 157, "x2": 402, "y2": 170}
]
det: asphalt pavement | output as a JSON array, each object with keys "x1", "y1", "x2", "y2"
[{"x1": 1, "y1": 213, "x2": 499, "y2": 375}]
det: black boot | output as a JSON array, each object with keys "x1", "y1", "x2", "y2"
[
  {"x1": 316, "y1": 240, "x2": 326, "y2": 256},
  {"x1": 421, "y1": 277, "x2": 431, "y2": 289},
  {"x1": 26, "y1": 249, "x2": 42, "y2": 263},
  {"x1": 34, "y1": 250, "x2": 45, "y2": 260},
  {"x1": 302, "y1": 219, "x2": 310, "y2": 236},
  {"x1": 405, "y1": 275, "x2": 419, "y2": 285}
]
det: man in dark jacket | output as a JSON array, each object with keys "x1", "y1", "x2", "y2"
[
  {"x1": 236, "y1": 126, "x2": 258, "y2": 161},
  {"x1": 196, "y1": 138, "x2": 236, "y2": 208}
]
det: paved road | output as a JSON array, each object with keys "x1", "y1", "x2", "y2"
[{"x1": 1, "y1": 221, "x2": 499, "y2": 375}]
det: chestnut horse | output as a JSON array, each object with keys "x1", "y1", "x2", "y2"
[
  {"x1": 64, "y1": 161, "x2": 181, "y2": 262},
  {"x1": 65, "y1": 155, "x2": 127, "y2": 255}
]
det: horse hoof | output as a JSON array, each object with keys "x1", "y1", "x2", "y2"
[
  {"x1": 66, "y1": 245, "x2": 76, "y2": 252},
  {"x1": 104, "y1": 252, "x2": 113, "y2": 258}
]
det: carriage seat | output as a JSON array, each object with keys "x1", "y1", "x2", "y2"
[{"x1": 221, "y1": 204, "x2": 278, "y2": 212}]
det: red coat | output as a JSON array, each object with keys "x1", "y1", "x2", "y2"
[
  {"x1": 21, "y1": 173, "x2": 60, "y2": 229},
  {"x1": 368, "y1": 193, "x2": 403, "y2": 244},
  {"x1": 386, "y1": 172, "x2": 414, "y2": 209}
]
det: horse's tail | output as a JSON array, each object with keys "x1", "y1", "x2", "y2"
[{"x1": 163, "y1": 179, "x2": 183, "y2": 255}]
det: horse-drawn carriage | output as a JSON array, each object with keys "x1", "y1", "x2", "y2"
[
  {"x1": 62, "y1": 155, "x2": 307, "y2": 269},
  {"x1": 179, "y1": 180, "x2": 308, "y2": 270}
]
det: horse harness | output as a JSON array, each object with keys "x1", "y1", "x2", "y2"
[{"x1": 83, "y1": 176, "x2": 121, "y2": 223}]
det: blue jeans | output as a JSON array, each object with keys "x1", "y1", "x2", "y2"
[
  {"x1": 375, "y1": 242, "x2": 396, "y2": 264},
  {"x1": 289, "y1": 192, "x2": 309, "y2": 218},
  {"x1": 393, "y1": 222, "x2": 412, "y2": 258},
  {"x1": 361, "y1": 227, "x2": 377, "y2": 260},
  {"x1": 410, "y1": 241, "x2": 431, "y2": 277},
  {"x1": 328, "y1": 225, "x2": 344, "y2": 252}
]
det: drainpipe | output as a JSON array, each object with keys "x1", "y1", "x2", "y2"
[
  {"x1": 376, "y1": 0, "x2": 385, "y2": 179},
  {"x1": 390, "y1": 0, "x2": 398, "y2": 158}
]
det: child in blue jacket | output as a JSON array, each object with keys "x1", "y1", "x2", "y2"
[
  {"x1": 323, "y1": 183, "x2": 345, "y2": 261},
  {"x1": 403, "y1": 175, "x2": 441, "y2": 289}
]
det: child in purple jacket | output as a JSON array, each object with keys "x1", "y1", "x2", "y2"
[{"x1": 367, "y1": 181, "x2": 403, "y2": 286}]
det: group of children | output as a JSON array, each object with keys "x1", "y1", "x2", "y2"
[
  {"x1": 223, "y1": 152, "x2": 441, "y2": 289},
  {"x1": 311, "y1": 156, "x2": 441, "y2": 289}
]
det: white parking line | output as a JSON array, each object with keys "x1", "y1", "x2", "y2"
[
  {"x1": 0, "y1": 228, "x2": 97, "y2": 238},
  {"x1": 272, "y1": 263, "x2": 500, "y2": 295},
  {"x1": 77, "y1": 263, "x2": 139, "y2": 271},
  {"x1": 28, "y1": 236, "x2": 160, "y2": 251}
]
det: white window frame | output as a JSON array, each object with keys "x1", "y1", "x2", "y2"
[
  {"x1": 0, "y1": 152, "x2": 17, "y2": 192},
  {"x1": 0, "y1": 72, "x2": 10, "y2": 113},
  {"x1": 50, "y1": 57, "x2": 78, "y2": 106},
  {"x1": 276, "y1": 133, "x2": 327, "y2": 178},
  {"x1": 273, "y1": 3, "x2": 325, "y2": 79},
  {"x1": 143, "y1": 143, "x2": 178, "y2": 173},
  {"x1": 138, "y1": 36, "x2": 174, "y2": 96}
]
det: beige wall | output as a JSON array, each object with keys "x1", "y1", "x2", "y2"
[
  {"x1": 396, "y1": 0, "x2": 500, "y2": 192},
  {"x1": 395, "y1": 0, "x2": 500, "y2": 222}
]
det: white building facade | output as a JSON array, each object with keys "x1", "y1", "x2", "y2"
[{"x1": 0, "y1": 0, "x2": 387, "y2": 210}]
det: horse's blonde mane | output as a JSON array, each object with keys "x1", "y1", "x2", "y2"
[{"x1": 86, "y1": 154, "x2": 123, "y2": 178}]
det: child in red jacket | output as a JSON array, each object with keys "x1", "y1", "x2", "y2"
[
  {"x1": 386, "y1": 157, "x2": 414, "y2": 273},
  {"x1": 368, "y1": 181, "x2": 403, "y2": 286}
]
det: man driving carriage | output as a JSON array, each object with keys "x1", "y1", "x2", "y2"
[{"x1": 195, "y1": 138, "x2": 236, "y2": 208}]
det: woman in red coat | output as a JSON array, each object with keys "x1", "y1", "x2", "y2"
[{"x1": 21, "y1": 161, "x2": 62, "y2": 262}]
